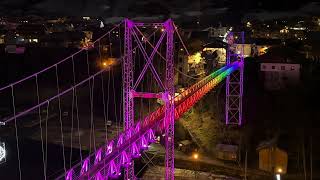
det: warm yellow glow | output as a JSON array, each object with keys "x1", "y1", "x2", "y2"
[
  {"x1": 259, "y1": 46, "x2": 269, "y2": 55},
  {"x1": 280, "y1": 27, "x2": 289, "y2": 34},
  {"x1": 101, "y1": 58, "x2": 117, "y2": 68},
  {"x1": 188, "y1": 52, "x2": 202, "y2": 64},
  {"x1": 161, "y1": 28, "x2": 165, "y2": 32},
  {"x1": 193, "y1": 153, "x2": 199, "y2": 160},
  {"x1": 277, "y1": 168, "x2": 283, "y2": 173}
]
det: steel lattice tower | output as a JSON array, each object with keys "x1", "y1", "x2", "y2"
[
  {"x1": 164, "y1": 20, "x2": 175, "y2": 180},
  {"x1": 123, "y1": 19, "x2": 135, "y2": 180},
  {"x1": 123, "y1": 19, "x2": 175, "y2": 180},
  {"x1": 225, "y1": 32, "x2": 244, "y2": 125}
]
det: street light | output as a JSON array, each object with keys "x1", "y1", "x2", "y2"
[
  {"x1": 192, "y1": 152, "x2": 199, "y2": 160},
  {"x1": 192, "y1": 152, "x2": 199, "y2": 179}
]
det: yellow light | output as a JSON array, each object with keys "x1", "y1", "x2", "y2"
[
  {"x1": 161, "y1": 28, "x2": 165, "y2": 32},
  {"x1": 101, "y1": 58, "x2": 117, "y2": 69},
  {"x1": 193, "y1": 153, "x2": 199, "y2": 160},
  {"x1": 277, "y1": 168, "x2": 283, "y2": 173},
  {"x1": 188, "y1": 52, "x2": 202, "y2": 64}
]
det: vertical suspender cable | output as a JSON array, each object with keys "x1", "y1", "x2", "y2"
[
  {"x1": 69, "y1": 87, "x2": 75, "y2": 168},
  {"x1": 90, "y1": 77, "x2": 96, "y2": 151},
  {"x1": 36, "y1": 75, "x2": 47, "y2": 180},
  {"x1": 109, "y1": 33, "x2": 119, "y2": 136},
  {"x1": 45, "y1": 101, "x2": 49, "y2": 174},
  {"x1": 72, "y1": 56, "x2": 83, "y2": 162},
  {"x1": 55, "y1": 65, "x2": 66, "y2": 173},
  {"x1": 11, "y1": 86, "x2": 22, "y2": 180},
  {"x1": 86, "y1": 50, "x2": 95, "y2": 153},
  {"x1": 98, "y1": 40, "x2": 108, "y2": 141}
]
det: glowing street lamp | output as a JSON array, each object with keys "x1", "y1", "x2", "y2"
[{"x1": 192, "y1": 152, "x2": 199, "y2": 160}]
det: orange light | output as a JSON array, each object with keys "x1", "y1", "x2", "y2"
[
  {"x1": 103, "y1": 62, "x2": 107, "y2": 66},
  {"x1": 192, "y1": 153, "x2": 199, "y2": 160}
]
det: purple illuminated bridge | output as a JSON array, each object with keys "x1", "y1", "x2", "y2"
[{"x1": 0, "y1": 19, "x2": 244, "y2": 180}]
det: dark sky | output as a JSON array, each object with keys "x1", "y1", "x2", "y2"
[{"x1": 0, "y1": 0, "x2": 318, "y2": 17}]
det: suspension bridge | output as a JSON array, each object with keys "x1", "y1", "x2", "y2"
[{"x1": 0, "y1": 19, "x2": 244, "y2": 180}]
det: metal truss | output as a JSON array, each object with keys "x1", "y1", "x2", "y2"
[
  {"x1": 123, "y1": 19, "x2": 175, "y2": 180},
  {"x1": 225, "y1": 32, "x2": 244, "y2": 126}
]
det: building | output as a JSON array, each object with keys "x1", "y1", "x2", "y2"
[
  {"x1": 15, "y1": 24, "x2": 48, "y2": 44},
  {"x1": 257, "y1": 139, "x2": 288, "y2": 175},
  {"x1": 259, "y1": 47, "x2": 302, "y2": 90},
  {"x1": 260, "y1": 62, "x2": 300, "y2": 91},
  {"x1": 215, "y1": 144, "x2": 238, "y2": 161},
  {"x1": 234, "y1": 38, "x2": 282, "y2": 58},
  {"x1": 202, "y1": 39, "x2": 227, "y2": 67},
  {"x1": 203, "y1": 26, "x2": 229, "y2": 38}
]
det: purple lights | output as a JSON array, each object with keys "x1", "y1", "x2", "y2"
[
  {"x1": 120, "y1": 151, "x2": 131, "y2": 167},
  {"x1": 140, "y1": 136, "x2": 148, "y2": 150},
  {"x1": 95, "y1": 148, "x2": 103, "y2": 165},
  {"x1": 106, "y1": 140, "x2": 114, "y2": 155},
  {"x1": 225, "y1": 32, "x2": 244, "y2": 126},
  {"x1": 117, "y1": 134, "x2": 125, "y2": 147},
  {"x1": 108, "y1": 160, "x2": 121, "y2": 179},
  {"x1": 130, "y1": 143, "x2": 141, "y2": 158},
  {"x1": 146, "y1": 129, "x2": 156, "y2": 143},
  {"x1": 58, "y1": 19, "x2": 242, "y2": 180},
  {"x1": 65, "y1": 169, "x2": 73, "y2": 180},
  {"x1": 95, "y1": 172, "x2": 104, "y2": 180},
  {"x1": 80, "y1": 158, "x2": 90, "y2": 175}
]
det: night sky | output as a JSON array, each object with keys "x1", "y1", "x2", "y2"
[{"x1": 0, "y1": 0, "x2": 319, "y2": 17}]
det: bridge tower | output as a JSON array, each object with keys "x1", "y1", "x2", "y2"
[
  {"x1": 225, "y1": 32, "x2": 244, "y2": 125},
  {"x1": 123, "y1": 19, "x2": 175, "y2": 180}
]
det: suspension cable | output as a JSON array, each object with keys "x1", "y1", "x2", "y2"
[
  {"x1": 90, "y1": 77, "x2": 96, "y2": 152},
  {"x1": 69, "y1": 86, "x2": 75, "y2": 168},
  {"x1": 173, "y1": 23, "x2": 190, "y2": 56},
  {"x1": 86, "y1": 49, "x2": 95, "y2": 153},
  {"x1": 45, "y1": 101, "x2": 49, "y2": 175}
]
